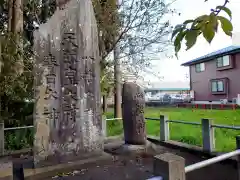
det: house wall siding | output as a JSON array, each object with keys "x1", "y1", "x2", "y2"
[{"x1": 190, "y1": 53, "x2": 240, "y2": 101}]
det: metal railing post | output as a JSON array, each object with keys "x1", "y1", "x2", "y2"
[
  {"x1": 160, "y1": 115, "x2": 169, "y2": 141},
  {"x1": 202, "y1": 118, "x2": 215, "y2": 152},
  {"x1": 153, "y1": 153, "x2": 186, "y2": 180},
  {"x1": 236, "y1": 136, "x2": 240, "y2": 180},
  {"x1": 12, "y1": 159, "x2": 24, "y2": 180},
  {"x1": 102, "y1": 115, "x2": 107, "y2": 138},
  {"x1": 0, "y1": 123, "x2": 4, "y2": 156}
]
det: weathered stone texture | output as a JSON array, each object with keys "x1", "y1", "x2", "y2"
[
  {"x1": 33, "y1": 0, "x2": 102, "y2": 165},
  {"x1": 122, "y1": 82, "x2": 146, "y2": 145}
]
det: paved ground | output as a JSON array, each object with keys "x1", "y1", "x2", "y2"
[
  {"x1": 52, "y1": 155, "x2": 154, "y2": 180},
  {"x1": 49, "y1": 140, "x2": 238, "y2": 180},
  {"x1": 0, "y1": 156, "x2": 15, "y2": 170},
  {"x1": 50, "y1": 153, "x2": 238, "y2": 180},
  {"x1": 0, "y1": 139, "x2": 238, "y2": 180}
]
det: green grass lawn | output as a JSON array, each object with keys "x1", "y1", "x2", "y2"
[{"x1": 104, "y1": 107, "x2": 240, "y2": 152}]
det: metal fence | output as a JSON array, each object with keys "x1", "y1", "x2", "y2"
[
  {"x1": 102, "y1": 116, "x2": 240, "y2": 180},
  {"x1": 1, "y1": 115, "x2": 238, "y2": 155},
  {"x1": 152, "y1": 136, "x2": 240, "y2": 180},
  {"x1": 0, "y1": 123, "x2": 34, "y2": 156},
  {"x1": 0, "y1": 118, "x2": 120, "y2": 156},
  {"x1": 1, "y1": 116, "x2": 240, "y2": 179},
  {"x1": 102, "y1": 115, "x2": 240, "y2": 153},
  {"x1": 144, "y1": 115, "x2": 240, "y2": 152}
]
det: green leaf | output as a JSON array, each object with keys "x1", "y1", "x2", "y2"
[
  {"x1": 191, "y1": 15, "x2": 209, "y2": 30},
  {"x1": 171, "y1": 25, "x2": 183, "y2": 41},
  {"x1": 218, "y1": 16, "x2": 233, "y2": 36},
  {"x1": 183, "y1": 19, "x2": 194, "y2": 25},
  {"x1": 209, "y1": 12, "x2": 218, "y2": 32},
  {"x1": 203, "y1": 22, "x2": 215, "y2": 43},
  {"x1": 195, "y1": 15, "x2": 209, "y2": 23},
  {"x1": 216, "y1": 6, "x2": 232, "y2": 19},
  {"x1": 185, "y1": 30, "x2": 198, "y2": 50},
  {"x1": 174, "y1": 30, "x2": 186, "y2": 53}
]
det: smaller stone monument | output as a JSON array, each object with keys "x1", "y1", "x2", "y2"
[
  {"x1": 104, "y1": 82, "x2": 157, "y2": 155},
  {"x1": 122, "y1": 82, "x2": 146, "y2": 145}
]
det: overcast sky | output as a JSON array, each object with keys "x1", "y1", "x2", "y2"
[{"x1": 143, "y1": 0, "x2": 240, "y2": 83}]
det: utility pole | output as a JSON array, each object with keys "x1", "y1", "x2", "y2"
[{"x1": 114, "y1": 44, "x2": 122, "y2": 118}]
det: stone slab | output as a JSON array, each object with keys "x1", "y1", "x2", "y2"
[{"x1": 0, "y1": 152, "x2": 111, "y2": 180}]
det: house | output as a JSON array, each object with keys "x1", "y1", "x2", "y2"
[{"x1": 182, "y1": 45, "x2": 240, "y2": 104}]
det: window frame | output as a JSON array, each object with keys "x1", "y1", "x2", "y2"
[
  {"x1": 211, "y1": 80, "x2": 224, "y2": 92},
  {"x1": 216, "y1": 55, "x2": 234, "y2": 71},
  {"x1": 210, "y1": 78, "x2": 228, "y2": 95},
  {"x1": 216, "y1": 55, "x2": 230, "y2": 68},
  {"x1": 195, "y1": 62, "x2": 205, "y2": 73}
]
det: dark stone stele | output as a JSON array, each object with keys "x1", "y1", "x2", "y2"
[{"x1": 122, "y1": 82, "x2": 146, "y2": 145}]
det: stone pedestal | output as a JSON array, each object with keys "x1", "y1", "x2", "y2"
[
  {"x1": 122, "y1": 82, "x2": 146, "y2": 145},
  {"x1": 33, "y1": 0, "x2": 103, "y2": 166},
  {"x1": 153, "y1": 153, "x2": 186, "y2": 180}
]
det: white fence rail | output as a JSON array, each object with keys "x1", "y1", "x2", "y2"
[
  {"x1": 153, "y1": 136, "x2": 240, "y2": 180},
  {"x1": 1, "y1": 116, "x2": 240, "y2": 179},
  {"x1": 185, "y1": 149, "x2": 240, "y2": 173},
  {"x1": 101, "y1": 116, "x2": 240, "y2": 180},
  {"x1": 0, "y1": 123, "x2": 34, "y2": 156},
  {"x1": 0, "y1": 118, "x2": 119, "y2": 156},
  {"x1": 102, "y1": 115, "x2": 240, "y2": 153},
  {"x1": 1, "y1": 115, "x2": 240, "y2": 156}
]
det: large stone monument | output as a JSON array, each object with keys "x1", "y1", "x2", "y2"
[
  {"x1": 33, "y1": 0, "x2": 102, "y2": 166},
  {"x1": 122, "y1": 82, "x2": 146, "y2": 145}
]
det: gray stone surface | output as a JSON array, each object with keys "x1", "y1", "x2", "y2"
[
  {"x1": 33, "y1": 0, "x2": 102, "y2": 166},
  {"x1": 153, "y1": 153, "x2": 186, "y2": 180},
  {"x1": 122, "y1": 82, "x2": 146, "y2": 145}
]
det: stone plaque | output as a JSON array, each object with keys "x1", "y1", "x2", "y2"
[{"x1": 33, "y1": 0, "x2": 102, "y2": 166}]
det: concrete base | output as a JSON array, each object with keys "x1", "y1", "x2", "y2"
[
  {"x1": 33, "y1": 151, "x2": 105, "y2": 168},
  {"x1": 0, "y1": 152, "x2": 111, "y2": 180},
  {"x1": 122, "y1": 144, "x2": 147, "y2": 151},
  {"x1": 106, "y1": 140, "x2": 158, "y2": 155}
]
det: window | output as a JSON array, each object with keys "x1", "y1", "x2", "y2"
[
  {"x1": 195, "y1": 63, "x2": 205, "y2": 72},
  {"x1": 217, "y1": 55, "x2": 230, "y2": 67},
  {"x1": 211, "y1": 80, "x2": 224, "y2": 92}
]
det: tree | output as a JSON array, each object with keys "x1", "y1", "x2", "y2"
[
  {"x1": 93, "y1": 0, "x2": 119, "y2": 116},
  {"x1": 98, "y1": 0, "x2": 175, "y2": 71},
  {"x1": 0, "y1": 0, "x2": 173, "y2": 118},
  {"x1": 0, "y1": 0, "x2": 55, "y2": 119},
  {"x1": 94, "y1": 0, "x2": 175, "y2": 117},
  {"x1": 100, "y1": 62, "x2": 114, "y2": 113},
  {"x1": 0, "y1": 0, "x2": 118, "y2": 117},
  {"x1": 172, "y1": 0, "x2": 233, "y2": 56},
  {"x1": 7, "y1": 0, "x2": 24, "y2": 76},
  {"x1": 93, "y1": 0, "x2": 119, "y2": 57}
]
